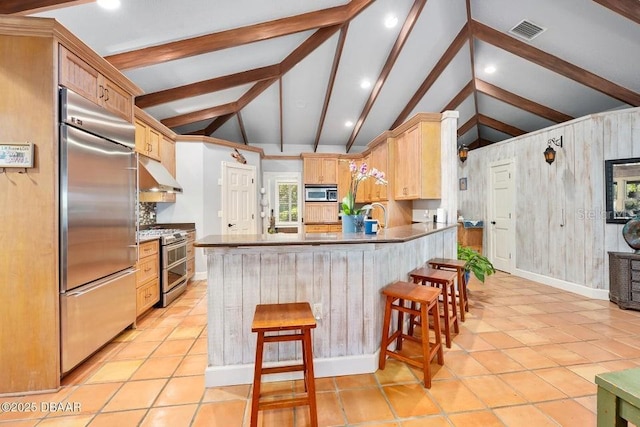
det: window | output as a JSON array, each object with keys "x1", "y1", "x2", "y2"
[{"x1": 275, "y1": 180, "x2": 298, "y2": 225}]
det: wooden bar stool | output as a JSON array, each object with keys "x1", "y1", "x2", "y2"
[
  {"x1": 428, "y1": 258, "x2": 469, "y2": 322},
  {"x1": 409, "y1": 267, "x2": 459, "y2": 348},
  {"x1": 379, "y1": 281, "x2": 444, "y2": 388},
  {"x1": 250, "y1": 302, "x2": 318, "y2": 427}
]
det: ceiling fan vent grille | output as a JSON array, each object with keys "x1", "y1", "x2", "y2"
[{"x1": 509, "y1": 19, "x2": 546, "y2": 41}]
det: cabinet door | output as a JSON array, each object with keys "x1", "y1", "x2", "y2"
[
  {"x1": 305, "y1": 202, "x2": 336, "y2": 223},
  {"x1": 321, "y1": 158, "x2": 337, "y2": 184},
  {"x1": 337, "y1": 159, "x2": 351, "y2": 205},
  {"x1": 136, "y1": 278, "x2": 159, "y2": 316},
  {"x1": 147, "y1": 127, "x2": 161, "y2": 161},
  {"x1": 394, "y1": 125, "x2": 421, "y2": 200},
  {"x1": 372, "y1": 143, "x2": 388, "y2": 201},
  {"x1": 59, "y1": 46, "x2": 99, "y2": 104},
  {"x1": 321, "y1": 203, "x2": 338, "y2": 222},
  {"x1": 303, "y1": 158, "x2": 321, "y2": 184},
  {"x1": 135, "y1": 119, "x2": 149, "y2": 156},
  {"x1": 99, "y1": 76, "x2": 133, "y2": 122},
  {"x1": 160, "y1": 136, "x2": 176, "y2": 202}
]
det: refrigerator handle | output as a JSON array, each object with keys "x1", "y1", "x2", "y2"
[{"x1": 66, "y1": 268, "x2": 135, "y2": 297}]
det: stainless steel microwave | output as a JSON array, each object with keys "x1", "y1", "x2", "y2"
[{"x1": 305, "y1": 186, "x2": 338, "y2": 202}]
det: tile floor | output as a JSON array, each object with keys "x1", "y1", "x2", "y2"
[{"x1": 2, "y1": 272, "x2": 640, "y2": 426}]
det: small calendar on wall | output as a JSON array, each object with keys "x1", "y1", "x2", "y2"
[{"x1": 0, "y1": 143, "x2": 34, "y2": 168}]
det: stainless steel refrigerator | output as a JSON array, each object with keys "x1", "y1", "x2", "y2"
[{"x1": 59, "y1": 88, "x2": 137, "y2": 374}]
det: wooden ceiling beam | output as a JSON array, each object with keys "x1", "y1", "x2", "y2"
[
  {"x1": 442, "y1": 80, "x2": 474, "y2": 112},
  {"x1": 592, "y1": 0, "x2": 640, "y2": 25},
  {"x1": 105, "y1": 1, "x2": 373, "y2": 70},
  {"x1": 0, "y1": 0, "x2": 86, "y2": 14},
  {"x1": 345, "y1": 0, "x2": 427, "y2": 152},
  {"x1": 475, "y1": 79, "x2": 574, "y2": 123},
  {"x1": 203, "y1": 26, "x2": 341, "y2": 136},
  {"x1": 392, "y1": 23, "x2": 469, "y2": 129},
  {"x1": 478, "y1": 114, "x2": 526, "y2": 137},
  {"x1": 135, "y1": 64, "x2": 281, "y2": 109},
  {"x1": 472, "y1": 20, "x2": 640, "y2": 107},
  {"x1": 160, "y1": 102, "x2": 238, "y2": 129},
  {"x1": 457, "y1": 115, "x2": 478, "y2": 137},
  {"x1": 237, "y1": 112, "x2": 248, "y2": 145},
  {"x1": 313, "y1": 24, "x2": 349, "y2": 152}
]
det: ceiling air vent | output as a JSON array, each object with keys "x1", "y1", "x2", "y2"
[{"x1": 509, "y1": 19, "x2": 547, "y2": 41}]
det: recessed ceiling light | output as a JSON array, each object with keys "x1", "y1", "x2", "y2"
[
  {"x1": 97, "y1": 0, "x2": 121, "y2": 10},
  {"x1": 345, "y1": 121, "x2": 354, "y2": 128},
  {"x1": 384, "y1": 14, "x2": 398, "y2": 29},
  {"x1": 360, "y1": 79, "x2": 371, "y2": 89},
  {"x1": 484, "y1": 65, "x2": 497, "y2": 74}
]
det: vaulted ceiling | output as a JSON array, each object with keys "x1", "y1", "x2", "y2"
[{"x1": 5, "y1": 0, "x2": 640, "y2": 153}]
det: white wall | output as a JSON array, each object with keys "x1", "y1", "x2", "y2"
[
  {"x1": 459, "y1": 107, "x2": 640, "y2": 295},
  {"x1": 157, "y1": 141, "x2": 262, "y2": 280}
]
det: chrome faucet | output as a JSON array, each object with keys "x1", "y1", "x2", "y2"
[{"x1": 361, "y1": 202, "x2": 388, "y2": 229}]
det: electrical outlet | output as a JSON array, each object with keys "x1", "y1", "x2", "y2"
[{"x1": 313, "y1": 303, "x2": 322, "y2": 320}]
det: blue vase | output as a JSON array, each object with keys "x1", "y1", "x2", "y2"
[{"x1": 342, "y1": 214, "x2": 364, "y2": 233}]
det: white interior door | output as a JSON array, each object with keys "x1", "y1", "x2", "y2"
[
  {"x1": 488, "y1": 160, "x2": 515, "y2": 272},
  {"x1": 222, "y1": 162, "x2": 256, "y2": 235}
]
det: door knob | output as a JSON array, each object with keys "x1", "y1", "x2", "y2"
[
  {"x1": 228, "y1": 223, "x2": 234, "y2": 227},
  {"x1": 491, "y1": 221, "x2": 496, "y2": 225}
]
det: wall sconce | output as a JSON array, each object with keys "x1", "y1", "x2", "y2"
[
  {"x1": 458, "y1": 145, "x2": 469, "y2": 163},
  {"x1": 544, "y1": 136, "x2": 563, "y2": 165}
]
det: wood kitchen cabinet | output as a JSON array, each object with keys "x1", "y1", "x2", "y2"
[
  {"x1": 135, "y1": 118, "x2": 161, "y2": 161},
  {"x1": 305, "y1": 224, "x2": 342, "y2": 233},
  {"x1": 186, "y1": 230, "x2": 196, "y2": 281},
  {"x1": 303, "y1": 156, "x2": 338, "y2": 184},
  {"x1": 304, "y1": 202, "x2": 338, "y2": 223},
  {"x1": 59, "y1": 46, "x2": 133, "y2": 122},
  {"x1": 355, "y1": 154, "x2": 372, "y2": 203},
  {"x1": 370, "y1": 142, "x2": 389, "y2": 201},
  {"x1": 394, "y1": 121, "x2": 441, "y2": 200},
  {"x1": 136, "y1": 239, "x2": 160, "y2": 317}
]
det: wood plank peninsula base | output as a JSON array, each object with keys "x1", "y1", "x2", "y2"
[{"x1": 195, "y1": 223, "x2": 456, "y2": 387}]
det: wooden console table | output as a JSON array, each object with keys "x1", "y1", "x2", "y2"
[
  {"x1": 596, "y1": 368, "x2": 640, "y2": 426},
  {"x1": 457, "y1": 223, "x2": 483, "y2": 254},
  {"x1": 608, "y1": 252, "x2": 640, "y2": 310}
]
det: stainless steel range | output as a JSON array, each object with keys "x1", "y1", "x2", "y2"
[{"x1": 138, "y1": 229, "x2": 188, "y2": 307}]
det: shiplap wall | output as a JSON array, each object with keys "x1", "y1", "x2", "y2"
[
  {"x1": 205, "y1": 227, "x2": 456, "y2": 371},
  {"x1": 459, "y1": 107, "x2": 640, "y2": 292}
]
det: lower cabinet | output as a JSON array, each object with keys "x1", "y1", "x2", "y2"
[
  {"x1": 186, "y1": 230, "x2": 196, "y2": 281},
  {"x1": 136, "y1": 239, "x2": 160, "y2": 316},
  {"x1": 305, "y1": 224, "x2": 342, "y2": 233}
]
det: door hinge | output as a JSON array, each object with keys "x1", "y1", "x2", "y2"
[
  {"x1": 509, "y1": 253, "x2": 512, "y2": 259},
  {"x1": 252, "y1": 178, "x2": 254, "y2": 183},
  {"x1": 252, "y1": 214, "x2": 254, "y2": 219},
  {"x1": 509, "y1": 213, "x2": 511, "y2": 219}
]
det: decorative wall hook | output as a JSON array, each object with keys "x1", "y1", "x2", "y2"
[{"x1": 231, "y1": 148, "x2": 247, "y2": 164}]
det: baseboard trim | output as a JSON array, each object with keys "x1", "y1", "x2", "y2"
[
  {"x1": 205, "y1": 352, "x2": 380, "y2": 387},
  {"x1": 193, "y1": 271, "x2": 207, "y2": 281},
  {"x1": 513, "y1": 269, "x2": 609, "y2": 300}
]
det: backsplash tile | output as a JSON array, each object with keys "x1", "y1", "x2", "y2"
[{"x1": 139, "y1": 202, "x2": 157, "y2": 225}]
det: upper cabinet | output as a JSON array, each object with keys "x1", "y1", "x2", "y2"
[
  {"x1": 59, "y1": 46, "x2": 133, "y2": 122},
  {"x1": 303, "y1": 156, "x2": 337, "y2": 184},
  {"x1": 135, "y1": 118, "x2": 161, "y2": 161},
  {"x1": 393, "y1": 120, "x2": 441, "y2": 200},
  {"x1": 370, "y1": 142, "x2": 389, "y2": 202}
]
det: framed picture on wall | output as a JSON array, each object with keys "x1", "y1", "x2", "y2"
[{"x1": 459, "y1": 177, "x2": 467, "y2": 191}]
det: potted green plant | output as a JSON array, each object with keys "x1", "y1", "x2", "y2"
[{"x1": 457, "y1": 244, "x2": 496, "y2": 283}]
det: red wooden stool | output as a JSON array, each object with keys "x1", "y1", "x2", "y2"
[
  {"x1": 428, "y1": 258, "x2": 469, "y2": 321},
  {"x1": 379, "y1": 281, "x2": 444, "y2": 388},
  {"x1": 250, "y1": 302, "x2": 318, "y2": 427},
  {"x1": 409, "y1": 267, "x2": 459, "y2": 348}
]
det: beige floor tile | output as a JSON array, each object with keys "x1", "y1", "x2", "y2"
[
  {"x1": 152, "y1": 339, "x2": 195, "y2": 357},
  {"x1": 35, "y1": 414, "x2": 94, "y2": 426},
  {"x1": 294, "y1": 391, "x2": 345, "y2": 427},
  {"x1": 192, "y1": 400, "x2": 246, "y2": 427},
  {"x1": 461, "y1": 375, "x2": 526, "y2": 408},
  {"x1": 140, "y1": 404, "x2": 198, "y2": 427},
  {"x1": 134, "y1": 326, "x2": 175, "y2": 342},
  {"x1": 501, "y1": 346, "x2": 558, "y2": 370},
  {"x1": 130, "y1": 356, "x2": 183, "y2": 380},
  {"x1": 154, "y1": 375, "x2": 205, "y2": 406},
  {"x1": 402, "y1": 416, "x2": 450, "y2": 427},
  {"x1": 340, "y1": 387, "x2": 395, "y2": 424},
  {"x1": 453, "y1": 333, "x2": 496, "y2": 352},
  {"x1": 448, "y1": 410, "x2": 504, "y2": 427},
  {"x1": 375, "y1": 359, "x2": 418, "y2": 385},
  {"x1": 179, "y1": 314, "x2": 208, "y2": 327},
  {"x1": 470, "y1": 350, "x2": 525, "y2": 374},
  {"x1": 574, "y1": 394, "x2": 598, "y2": 414},
  {"x1": 383, "y1": 383, "x2": 441, "y2": 417},
  {"x1": 85, "y1": 359, "x2": 145, "y2": 383},
  {"x1": 498, "y1": 371, "x2": 567, "y2": 402},
  {"x1": 533, "y1": 367, "x2": 597, "y2": 397},
  {"x1": 477, "y1": 331, "x2": 524, "y2": 349},
  {"x1": 102, "y1": 378, "x2": 167, "y2": 411},
  {"x1": 49, "y1": 382, "x2": 122, "y2": 416},
  {"x1": 493, "y1": 404, "x2": 558, "y2": 427},
  {"x1": 440, "y1": 351, "x2": 491, "y2": 377},
  {"x1": 427, "y1": 379, "x2": 485, "y2": 413},
  {"x1": 536, "y1": 398, "x2": 597, "y2": 426},
  {"x1": 561, "y1": 341, "x2": 622, "y2": 363},
  {"x1": 111, "y1": 340, "x2": 161, "y2": 360},
  {"x1": 167, "y1": 325, "x2": 205, "y2": 340},
  {"x1": 87, "y1": 410, "x2": 146, "y2": 427},
  {"x1": 530, "y1": 344, "x2": 590, "y2": 366},
  {"x1": 174, "y1": 354, "x2": 207, "y2": 377},
  {"x1": 189, "y1": 337, "x2": 208, "y2": 355},
  {"x1": 593, "y1": 338, "x2": 640, "y2": 359},
  {"x1": 203, "y1": 384, "x2": 251, "y2": 402},
  {"x1": 334, "y1": 373, "x2": 378, "y2": 389},
  {"x1": 293, "y1": 377, "x2": 335, "y2": 393}
]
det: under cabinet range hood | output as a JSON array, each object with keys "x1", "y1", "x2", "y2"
[{"x1": 139, "y1": 156, "x2": 183, "y2": 193}]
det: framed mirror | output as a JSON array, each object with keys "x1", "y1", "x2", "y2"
[{"x1": 605, "y1": 157, "x2": 640, "y2": 224}]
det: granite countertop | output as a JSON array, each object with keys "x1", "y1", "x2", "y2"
[{"x1": 195, "y1": 222, "x2": 455, "y2": 247}]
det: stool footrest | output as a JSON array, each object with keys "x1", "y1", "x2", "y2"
[
  {"x1": 259, "y1": 395, "x2": 310, "y2": 410},
  {"x1": 264, "y1": 334, "x2": 303, "y2": 343},
  {"x1": 261, "y1": 364, "x2": 305, "y2": 375}
]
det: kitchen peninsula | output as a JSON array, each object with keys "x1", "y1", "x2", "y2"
[{"x1": 195, "y1": 222, "x2": 456, "y2": 387}]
